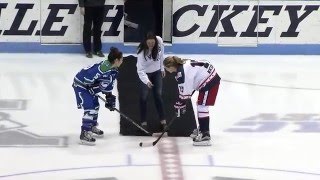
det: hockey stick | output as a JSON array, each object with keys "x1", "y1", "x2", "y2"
[
  {"x1": 97, "y1": 94, "x2": 152, "y2": 136},
  {"x1": 139, "y1": 114, "x2": 178, "y2": 147}
]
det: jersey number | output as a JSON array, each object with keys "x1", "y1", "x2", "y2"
[{"x1": 190, "y1": 60, "x2": 214, "y2": 74}]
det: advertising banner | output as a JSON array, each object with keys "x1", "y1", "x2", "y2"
[
  {"x1": 173, "y1": 0, "x2": 320, "y2": 44},
  {"x1": 0, "y1": 0, "x2": 123, "y2": 43}
]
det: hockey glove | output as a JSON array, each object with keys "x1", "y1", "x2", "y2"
[
  {"x1": 105, "y1": 93, "x2": 116, "y2": 111},
  {"x1": 174, "y1": 100, "x2": 186, "y2": 117}
]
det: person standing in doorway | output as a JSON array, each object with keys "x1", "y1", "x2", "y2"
[
  {"x1": 79, "y1": 0, "x2": 106, "y2": 58},
  {"x1": 152, "y1": 0, "x2": 163, "y2": 36},
  {"x1": 136, "y1": 32, "x2": 167, "y2": 132}
]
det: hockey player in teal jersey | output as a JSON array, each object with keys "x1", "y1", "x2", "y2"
[{"x1": 72, "y1": 47, "x2": 123, "y2": 145}]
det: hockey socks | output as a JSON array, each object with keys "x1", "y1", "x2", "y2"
[{"x1": 198, "y1": 116, "x2": 210, "y2": 133}]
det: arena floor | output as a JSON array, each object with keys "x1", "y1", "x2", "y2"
[{"x1": 0, "y1": 53, "x2": 319, "y2": 180}]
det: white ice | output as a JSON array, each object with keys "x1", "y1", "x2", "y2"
[{"x1": 0, "y1": 53, "x2": 320, "y2": 180}]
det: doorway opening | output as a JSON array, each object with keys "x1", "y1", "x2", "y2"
[{"x1": 124, "y1": 0, "x2": 172, "y2": 43}]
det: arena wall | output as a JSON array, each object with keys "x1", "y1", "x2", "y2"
[{"x1": 0, "y1": 0, "x2": 320, "y2": 54}]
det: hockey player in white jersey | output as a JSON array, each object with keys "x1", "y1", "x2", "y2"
[{"x1": 163, "y1": 56, "x2": 220, "y2": 146}]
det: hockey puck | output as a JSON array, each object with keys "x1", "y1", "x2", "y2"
[{"x1": 139, "y1": 142, "x2": 143, "y2": 147}]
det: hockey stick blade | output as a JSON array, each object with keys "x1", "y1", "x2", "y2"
[
  {"x1": 152, "y1": 132, "x2": 168, "y2": 137},
  {"x1": 139, "y1": 142, "x2": 153, "y2": 147},
  {"x1": 139, "y1": 115, "x2": 178, "y2": 147},
  {"x1": 152, "y1": 115, "x2": 177, "y2": 146}
]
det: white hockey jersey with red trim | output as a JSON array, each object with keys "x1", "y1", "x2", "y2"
[{"x1": 175, "y1": 60, "x2": 219, "y2": 100}]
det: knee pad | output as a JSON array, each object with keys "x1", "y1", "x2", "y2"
[{"x1": 83, "y1": 109, "x2": 98, "y2": 121}]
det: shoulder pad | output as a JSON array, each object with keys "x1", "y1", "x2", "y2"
[{"x1": 99, "y1": 60, "x2": 112, "y2": 72}]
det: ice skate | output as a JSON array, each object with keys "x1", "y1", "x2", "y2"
[
  {"x1": 92, "y1": 126, "x2": 104, "y2": 138},
  {"x1": 190, "y1": 128, "x2": 200, "y2": 139},
  {"x1": 193, "y1": 131, "x2": 211, "y2": 146},
  {"x1": 141, "y1": 122, "x2": 148, "y2": 132},
  {"x1": 80, "y1": 130, "x2": 96, "y2": 145},
  {"x1": 151, "y1": 121, "x2": 168, "y2": 137},
  {"x1": 138, "y1": 122, "x2": 150, "y2": 136},
  {"x1": 160, "y1": 120, "x2": 168, "y2": 132}
]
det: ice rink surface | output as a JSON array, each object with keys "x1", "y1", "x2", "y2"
[{"x1": 0, "y1": 53, "x2": 320, "y2": 180}]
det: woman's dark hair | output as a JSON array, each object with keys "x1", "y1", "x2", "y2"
[
  {"x1": 137, "y1": 31, "x2": 159, "y2": 60},
  {"x1": 108, "y1": 47, "x2": 123, "y2": 64}
]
